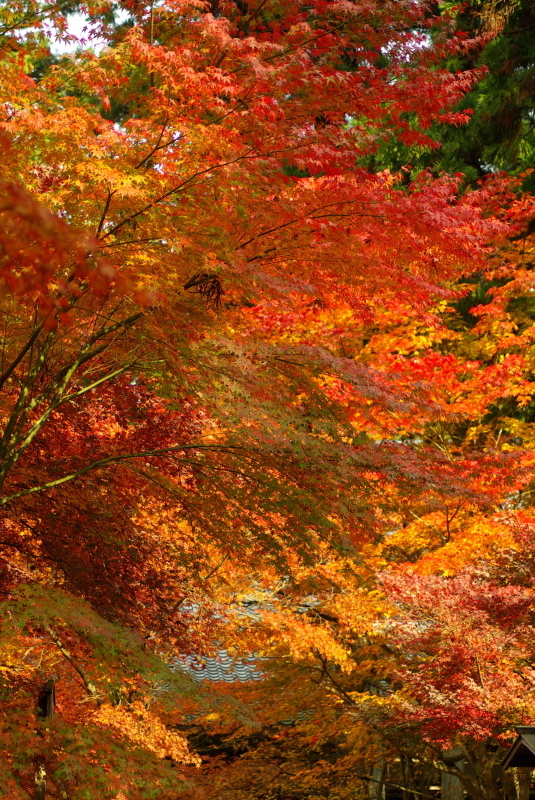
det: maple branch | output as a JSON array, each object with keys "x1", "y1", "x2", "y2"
[
  {"x1": 123, "y1": 459, "x2": 282, "y2": 537},
  {"x1": 356, "y1": 774, "x2": 437, "y2": 800},
  {"x1": 133, "y1": 452, "x2": 309, "y2": 534},
  {"x1": 133, "y1": 120, "x2": 184, "y2": 170},
  {"x1": 122, "y1": 462, "x2": 247, "y2": 541},
  {"x1": 202, "y1": 555, "x2": 229, "y2": 583},
  {"x1": 96, "y1": 188, "x2": 116, "y2": 236},
  {"x1": 149, "y1": 0, "x2": 155, "y2": 45},
  {"x1": 0, "y1": 539, "x2": 38, "y2": 558},
  {"x1": 0, "y1": 320, "x2": 44, "y2": 392},
  {"x1": 0, "y1": 312, "x2": 142, "y2": 488},
  {"x1": 247, "y1": 0, "x2": 269, "y2": 22},
  {"x1": 474, "y1": 655, "x2": 485, "y2": 688},
  {"x1": 230, "y1": 15, "x2": 358, "y2": 73},
  {"x1": 423, "y1": 742, "x2": 477, "y2": 788},
  {"x1": 101, "y1": 142, "x2": 308, "y2": 239},
  {"x1": 25, "y1": 312, "x2": 142, "y2": 407},
  {"x1": 45, "y1": 626, "x2": 100, "y2": 702},
  {"x1": 0, "y1": 444, "x2": 255, "y2": 505},
  {"x1": 408, "y1": 510, "x2": 445, "y2": 541},
  {"x1": 169, "y1": 556, "x2": 229, "y2": 614},
  {"x1": 138, "y1": 136, "x2": 183, "y2": 169},
  {"x1": 101, "y1": 146, "x2": 258, "y2": 238},
  {"x1": 0, "y1": 2, "x2": 60, "y2": 36},
  {"x1": 203, "y1": 95, "x2": 256, "y2": 126},
  {"x1": 236, "y1": 0, "x2": 269, "y2": 35},
  {"x1": 0, "y1": 329, "x2": 56, "y2": 465},
  {"x1": 315, "y1": 653, "x2": 356, "y2": 706},
  {"x1": 10, "y1": 361, "x2": 137, "y2": 466},
  {"x1": 447, "y1": 499, "x2": 465, "y2": 527},
  {"x1": 238, "y1": 198, "x2": 386, "y2": 250},
  {"x1": 98, "y1": 237, "x2": 164, "y2": 249}
]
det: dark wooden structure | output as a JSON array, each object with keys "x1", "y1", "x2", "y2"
[
  {"x1": 503, "y1": 727, "x2": 535, "y2": 769},
  {"x1": 35, "y1": 678, "x2": 56, "y2": 800},
  {"x1": 37, "y1": 678, "x2": 55, "y2": 720}
]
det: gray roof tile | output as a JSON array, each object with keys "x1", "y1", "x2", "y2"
[{"x1": 172, "y1": 650, "x2": 263, "y2": 683}]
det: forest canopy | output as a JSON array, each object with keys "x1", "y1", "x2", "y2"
[{"x1": 1, "y1": 1, "x2": 535, "y2": 799}]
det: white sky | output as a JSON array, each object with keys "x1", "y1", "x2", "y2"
[{"x1": 50, "y1": 9, "x2": 130, "y2": 55}]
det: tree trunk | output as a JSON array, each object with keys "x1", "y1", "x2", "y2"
[
  {"x1": 35, "y1": 765, "x2": 46, "y2": 800},
  {"x1": 369, "y1": 759, "x2": 386, "y2": 800}
]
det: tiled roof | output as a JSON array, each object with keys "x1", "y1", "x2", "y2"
[
  {"x1": 172, "y1": 649, "x2": 263, "y2": 683},
  {"x1": 171, "y1": 650, "x2": 313, "y2": 728},
  {"x1": 171, "y1": 592, "x2": 319, "y2": 685}
]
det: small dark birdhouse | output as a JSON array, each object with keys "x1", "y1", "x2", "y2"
[{"x1": 503, "y1": 727, "x2": 535, "y2": 769}]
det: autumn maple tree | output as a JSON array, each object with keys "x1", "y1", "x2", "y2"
[{"x1": 0, "y1": 0, "x2": 528, "y2": 798}]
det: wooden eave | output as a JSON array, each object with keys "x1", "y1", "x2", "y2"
[{"x1": 503, "y1": 727, "x2": 535, "y2": 769}]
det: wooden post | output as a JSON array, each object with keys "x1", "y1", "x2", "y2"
[
  {"x1": 512, "y1": 767, "x2": 531, "y2": 800},
  {"x1": 441, "y1": 770, "x2": 463, "y2": 800},
  {"x1": 35, "y1": 678, "x2": 55, "y2": 800},
  {"x1": 369, "y1": 759, "x2": 386, "y2": 800},
  {"x1": 35, "y1": 765, "x2": 46, "y2": 800},
  {"x1": 441, "y1": 751, "x2": 464, "y2": 800}
]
